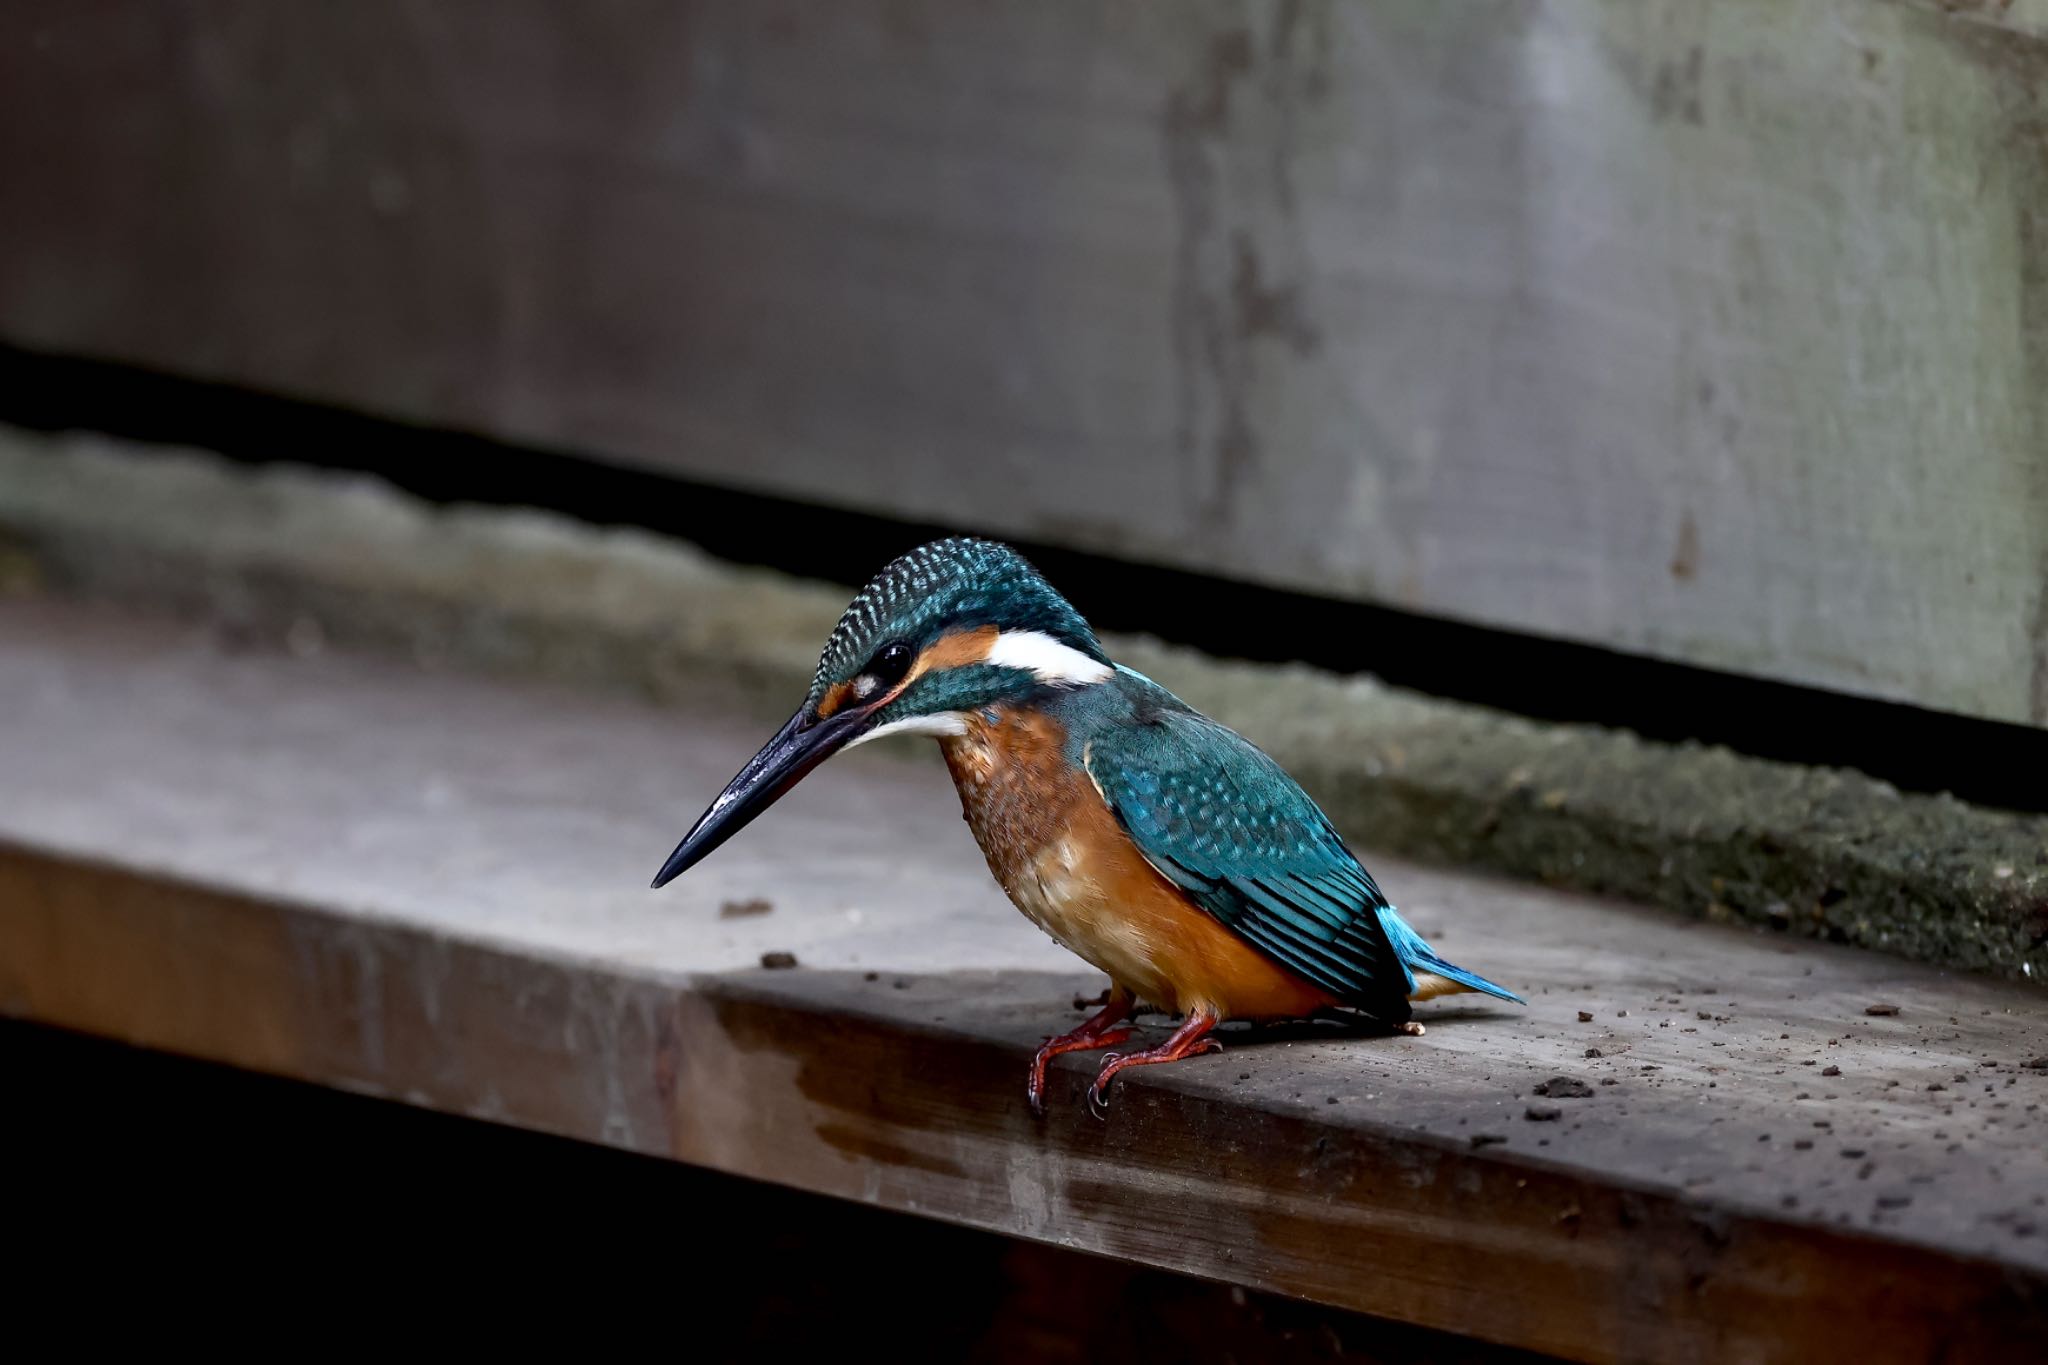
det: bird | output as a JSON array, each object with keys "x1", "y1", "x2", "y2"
[{"x1": 652, "y1": 537, "x2": 1522, "y2": 1116}]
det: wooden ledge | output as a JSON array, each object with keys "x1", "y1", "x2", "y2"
[{"x1": 1, "y1": 600, "x2": 2044, "y2": 1363}]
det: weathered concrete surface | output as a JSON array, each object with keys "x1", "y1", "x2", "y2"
[
  {"x1": 7, "y1": 1, "x2": 2048, "y2": 726},
  {"x1": 0, "y1": 600, "x2": 2044, "y2": 1363},
  {"x1": 3, "y1": 429, "x2": 2044, "y2": 984}
]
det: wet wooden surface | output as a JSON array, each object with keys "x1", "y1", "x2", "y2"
[{"x1": 0, "y1": 599, "x2": 2044, "y2": 1362}]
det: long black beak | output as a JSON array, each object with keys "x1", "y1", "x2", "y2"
[{"x1": 650, "y1": 701, "x2": 872, "y2": 888}]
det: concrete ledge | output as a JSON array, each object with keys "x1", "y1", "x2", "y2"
[
  {"x1": 1, "y1": 601, "x2": 2045, "y2": 1362},
  {"x1": 10, "y1": 2, "x2": 2048, "y2": 728},
  {"x1": 1, "y1": 427, "x2": 2044, "y2": 983}
]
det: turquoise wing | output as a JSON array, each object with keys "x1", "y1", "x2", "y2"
[{"x1": 1083, "y1": 708, "x2": 1412, "y2": 1016}]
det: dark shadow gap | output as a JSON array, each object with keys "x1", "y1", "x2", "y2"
[
  {"x1": 2, "y1": 342, "x2": 2038, "y2": 813},
  {"x1": 5, "y1": 1017, "x2": 1552, "y2": 1363}
]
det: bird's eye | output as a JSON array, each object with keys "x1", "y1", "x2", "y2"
[{"x1": 862, "y1": 640, "x2": 916, "y2": 691}]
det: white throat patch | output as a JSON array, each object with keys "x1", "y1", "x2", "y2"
[{"x1": 845, "y1": 711, "x2": 971, "y2": 749}]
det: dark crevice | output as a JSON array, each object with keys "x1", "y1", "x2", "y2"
[
  {"x1": 6, "y1": 1018, "x2": 1557, "y2": 1362},
  {"x1": 1, "y1": 342, "x2": 2038, "y2": 813}
]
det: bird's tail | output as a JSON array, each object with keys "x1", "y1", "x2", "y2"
[{"x1": 1376, "y1": 906, "x2": 1526, "y2": 1005}]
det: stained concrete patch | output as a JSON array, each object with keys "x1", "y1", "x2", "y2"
[{"x1": 2, "y1": 426, "x2": 2043, "y2": 984}]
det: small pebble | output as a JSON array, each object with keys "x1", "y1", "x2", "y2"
[
  {"x1": 1865, "y1": 1003, "x2": 1901, "y2": 1017},
  {"x1": 719, "y1": 897, "x2": 774, "y2": 919},
  {"x1": 1577, "y1": 1010, "x2": 1594, "y2": 1023},
  {"x1": 1470, "y1": 1134, "x2": 1508, "y2": 1149},
  {"x1": 1585, "y1": 1048, "x2": 1603, "y2": 1058},
  {"x1": 760, "y1": 951, "x2": 799, "y2": 969},
  {"x1": 1822, "y1": 1066, "x2": 1841, "y2": 1077},
  {"x1": 1526, "y1": 1104, "x2": 1563, "y2": 1122}
]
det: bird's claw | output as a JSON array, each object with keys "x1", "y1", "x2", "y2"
[
  {"x1": 1025, "y1": 998, "x2": 1137, "y2": 1119},
  {"x1": 1084, "y1": 1038, "x2": 1224, "y2": 1118},
  {"x1": 1086, "y1": 1052, "x2": 1126, "y2": 1117},
  {"x1": 1087, "y1": 1076, "x2": 1117, "y2": 1118}
]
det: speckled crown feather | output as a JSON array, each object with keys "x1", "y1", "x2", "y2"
[{"x1": 809, "y1": 538, "x2": 1107, "y2": 697}]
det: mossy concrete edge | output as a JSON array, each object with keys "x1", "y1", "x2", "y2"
[{"x1": 4, "y1": 428, "x2": 2042, "y2": 984}]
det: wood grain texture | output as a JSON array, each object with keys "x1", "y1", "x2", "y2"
[
  {"x1": 6, "y1": 1, "x2": 2048, "y2": 725},
  {"x1": 0, "y1": 600, "x2": 2044, "y2": 1361}
]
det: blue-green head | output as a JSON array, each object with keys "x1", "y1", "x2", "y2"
[{"x1": 652, "y1": 538, "x2": 1111, "y2": 887}]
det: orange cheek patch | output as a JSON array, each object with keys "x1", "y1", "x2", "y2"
[{"x1": 910, "y1": 625, "x2": 999, "y2": 680}]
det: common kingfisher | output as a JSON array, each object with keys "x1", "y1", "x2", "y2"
[{"x1": 653, "y1": 538, "x2": 1522, "y2": 1115}]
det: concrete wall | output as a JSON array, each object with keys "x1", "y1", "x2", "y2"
[{"x1": 4, "y1": 1, "x2": 2048, "y2": 724}]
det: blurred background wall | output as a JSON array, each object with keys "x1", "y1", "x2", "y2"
[{"x1": 4, "y1": 0, "x2": 2046, "y2": 726}]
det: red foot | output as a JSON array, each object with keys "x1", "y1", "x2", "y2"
[
  {"x1": 1027, "y1": 987, "x2": 1135, "y2": 1117},
  {"x1": 1087, "y1": 1009, "x2": 1222, "y2": 1118}
]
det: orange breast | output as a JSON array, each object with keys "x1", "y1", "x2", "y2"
[{"x1": 941, "y1": 710, "x2": 1334, "y2": 1022}]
